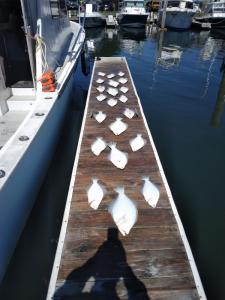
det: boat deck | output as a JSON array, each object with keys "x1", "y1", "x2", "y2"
[
  {"x1": 0, "y1": 111, "x2": 27, "y2": 149},
  {"x1": 47, "y1": 57, "x2": 205, "y2": 300}
]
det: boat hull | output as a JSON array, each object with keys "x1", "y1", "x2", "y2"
[
  {"x1": 0, "y1": 67, "x2": 77, "y2": 282},
  {"x1": 117, "y1": 14, "x2": 149, "y2": 28},
  {"x1": 80, "y1": 17, "x2": 106, "y2": 28},
  {"x1": 158, "y1": 10, "x2": 195, "y2": 29},
  {"x1": 194, "y1": 16, "x2": 225, "y2": 29}
]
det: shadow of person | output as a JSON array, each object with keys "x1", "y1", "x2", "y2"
[{"x1": 54, "y1": 228, "x2": 150, "y2": 300}]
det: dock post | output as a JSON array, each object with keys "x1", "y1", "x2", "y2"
[{"x1": 160, "y1": 0, "x2": 168, "y2": 30}]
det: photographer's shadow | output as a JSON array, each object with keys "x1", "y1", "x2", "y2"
[{"x1": 54, "y1": 228, "x2": 150, "y2": 300}]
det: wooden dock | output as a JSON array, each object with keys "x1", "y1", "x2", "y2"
[{"x1": 47, "y1": 57, "x2": 206, "y2": 299}]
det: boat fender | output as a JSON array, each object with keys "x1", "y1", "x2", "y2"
[
  {"x1": 81, "y1": 48, "x2": 90, "y2": 76},
  {"x1": 38, "y1": 70, "x2": 56, "y2": 92}
]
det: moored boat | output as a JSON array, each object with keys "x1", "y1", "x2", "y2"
[
  {"x1": 78, "y1": 4, "x2": 106, "y2": 28},
  {"x1": 117, "y1": 0, "x2": 149, "y2": 28},
  {"x1": 193, "y1": 0, "x2": 225, "y2": 29},
  {"x1": 158, "y1": 0, "x2": 197, "y2": 30},
  {"x1": 0, "y1": 0, "x2": 85, "y2": 282}
]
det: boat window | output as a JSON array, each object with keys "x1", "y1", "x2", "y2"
[
  {"x1": 167, "y1": 1, "x2": 180, "y2": 8},
  {"x1": 125, "y1": 2, "x2": 144, "y2": 7},
  {"x1": 50, "y1": 0, "x2": 67, "y2": 18},
  {"x1": 186, "y1": 2, "x2": 193, "y2": 9}
]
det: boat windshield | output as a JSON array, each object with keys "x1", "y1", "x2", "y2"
[
  {"x1": 166, "y1": 0, "x2": 193, "y2": 8},
  {"x1": 125, "y1": 1, "x2": 144, "y2": 7},
  {"x1": 167, "y1": 1, "x2": 180, "y2": 8}
]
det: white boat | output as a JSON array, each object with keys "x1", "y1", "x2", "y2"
[
  {"x1": 117, "y1": 0, "x2": 149, "y2": 28},
  {"x1": 194, "y1": 0, "x2": 225, "y2": 29},
  {"x1": 79, "y1": 4, "x2": 106, "y2": 28},
  {"x1": 158, "y1": 0, "x2": 197, "y2": 30},
  {"x1": 0, "y1": 0, "x2": 85, "y2": 282}
]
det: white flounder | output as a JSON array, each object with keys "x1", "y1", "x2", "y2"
[
  {"x1": 107, "y1": 73, "x2": 115, "y2": 79},
  {"x1": 141, "y1": 176, "x2": 160, "y2": 208},
  {"x1": 123, "y1": 108, "x2": 135, "y2": 119},
  {"x1": 129, "y1": 134, "x2": 146, "y2": 152},
  {"x1": 107, "y1": 87, "x2": 118, "y2": 97},
  {"x1": 109, "y1": 118, "x2": 128, "y2": 136},
  {"x1": 96, "y1": 78, "x2": 104, "y2": 84},
  {"x1": 118, "y1": 71, "x2": 125, "y2": 77},
  {"x1": 107, "y1": 98, "x2": 118, "y2": 107},
  {"x1": 108, "y1": 143, "x2": 128, "y2": 169},
  {"x1": 96, "y1": 85, "x2": 105, "y2": 93},
  {"x1": 120, "y1": 86, "x2": 129, "y2": 93},
  {"x1": 98, "y1": 72, "x2": 105, "y2": 77},
  {"x1": 96, "y1": 94, "x2": 107, "y2": 102},
  {"x1": 94, "y1": 111, "x2": 106, "y2": 123},
  {"x1": 118, "y1": 77, "x2": 128, "y2": 84},
  {"x1": 119, "y1": 95, "x2": 128, "y2": 103},
  {"x1": 91, "y1": 137, "x2": 107, "y2": 156},
  {"x1": 108, "y1": 80, "x2": 119, "y2": 87},
  {"x1": 108, "y1": 187, "x2": 138, "y2": 236},
  {"x1": 87, "y1": 178, "x2": 104, "y2": 210}
]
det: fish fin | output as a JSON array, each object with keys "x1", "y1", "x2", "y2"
[
  {"x1": 114, "y1": 186, "x2": 125, "y2": 194},
  {"x1": 108, "y1": 142, "x2": 116, "y2": 149}
]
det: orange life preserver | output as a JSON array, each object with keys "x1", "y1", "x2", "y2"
[
  {"x1": 38, "y1": 70, "x2": 56, "y2": 92},
  {"x1": 42, "y1": 83, "x2": 56, "y2": 93}
]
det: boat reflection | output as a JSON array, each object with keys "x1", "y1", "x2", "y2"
[
  {"x1": 157, "y1": 31, "x2": 183, "y2": 68},
  {"x1": 211, "y1": 59, "x2": 225, "y2": 128},
  {"x1": 118, "y1": 27, "x2": 146, "y2": 55},
  {"x1": 118, "y1": 27, "x2": 146, "y2": 41}
]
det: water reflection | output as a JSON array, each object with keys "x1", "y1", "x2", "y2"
[
  {"x1": 211, "y1": 59, "x2": 225, "y2": 127},
  {"x1": 86, "y1": 27, "x2": 147, "y2": 56},
  {"x1": 157, "y1": 31, "x2": 183, "y2": 68}
]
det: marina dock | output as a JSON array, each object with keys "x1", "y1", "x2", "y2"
[{"x1": 47, "y1": 57, "x2": 206, "y2": 299}]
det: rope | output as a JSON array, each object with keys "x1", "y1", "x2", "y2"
[{"x1": 36, "y1": 35, "x2": 49, "y2": 73}]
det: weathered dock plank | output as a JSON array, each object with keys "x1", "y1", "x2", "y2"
[{"x1": 47, "y1": 57, "x2": 206, "y2": 300}]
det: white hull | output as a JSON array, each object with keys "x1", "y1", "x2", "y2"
[
  {"x1": 0, "y1": 68, "x2": 78, "y2": 281},
  {"x1": 159, "y1": 10, "x2": 195, "y2": 29},
  {"x1": 0, "y1": 2, "x2": 85, "y2": 280}
]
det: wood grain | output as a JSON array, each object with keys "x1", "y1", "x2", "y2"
[{"x1": 53, "y1": 57, "x2": 199, "y2": 299}]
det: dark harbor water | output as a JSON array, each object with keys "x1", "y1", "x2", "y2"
[{"x1": 1, "y1": 27, "x2": 225, "y2": 300}]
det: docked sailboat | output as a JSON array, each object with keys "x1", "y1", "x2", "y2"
[
  {"x1": 0, "y1": 0, "x2": 85, "y2": 282},
  {"x1": 193, "y1": 0, "x2": 225, "y2": 29},
  {"x1": 117, "y1": 0, "x2": 149, "y2": 28},
  {"x1": 158, "y1": 0, "x2": 197, "y2": 30}
]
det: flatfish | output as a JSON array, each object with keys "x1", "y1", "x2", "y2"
[
  {"x1": 107, "y1": 87, "x2": 118, "y2": 97},
  {"x1": 91, "y1": 137, "x2": 107, "y2": 156},
  {"x1": 119, "y1": 95, "x2": 128, "y2": 103},
  {"x1": 108, "y1": 80, "x2": 119, "y2": 87},
  {"x1": 108, "y1": 143, "x2": 128, "y2": 169},
  {"x1": 96, "y1": 85, "x2": 105, "y2": 93},
  {"x1": 129, "y1": 134, "x2": 146, "y2": 152},
  {"x1": 123, "y1": 108, "x2": 135, "y2": 119},
  {"x1": 87, "y1": 178, "x2": 104, "y2": 210},
  {"x1": 98, "y1": 72, "x2": 105, "y2": 77},
  {"x1": 96, "y1": 78, "x2": 104, "y2": 84},
  {"x1": 107, "y1": 98, "x2": 118, "y2": 107},
  {"x1": 141, "y1": 176, "x2": 160, "y2": 208},
  {"x1": 109, "y1": 118, "x2": 128, "y2": 135},
  {"x1": 96, "y1": 94, "x2": 107, "y2": 102},
  {"x1": 118, "y1": 71, "x2": 125, "y2": 77},
  {"x1": 107, "y1": 73, "x2": 115, "y2": 79},
  {"x1": 108, "y1": 187, "x2": 138, "y2": 236},
  {"x1": 120, "y1": 86, "x2": 129, "y2": 93},
  {"x1": 118, "y1": 77, "x2": 128, "y2": 84},
  {"x1": 94, "y1": 111, "x2": 106, "y2": 123}
]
